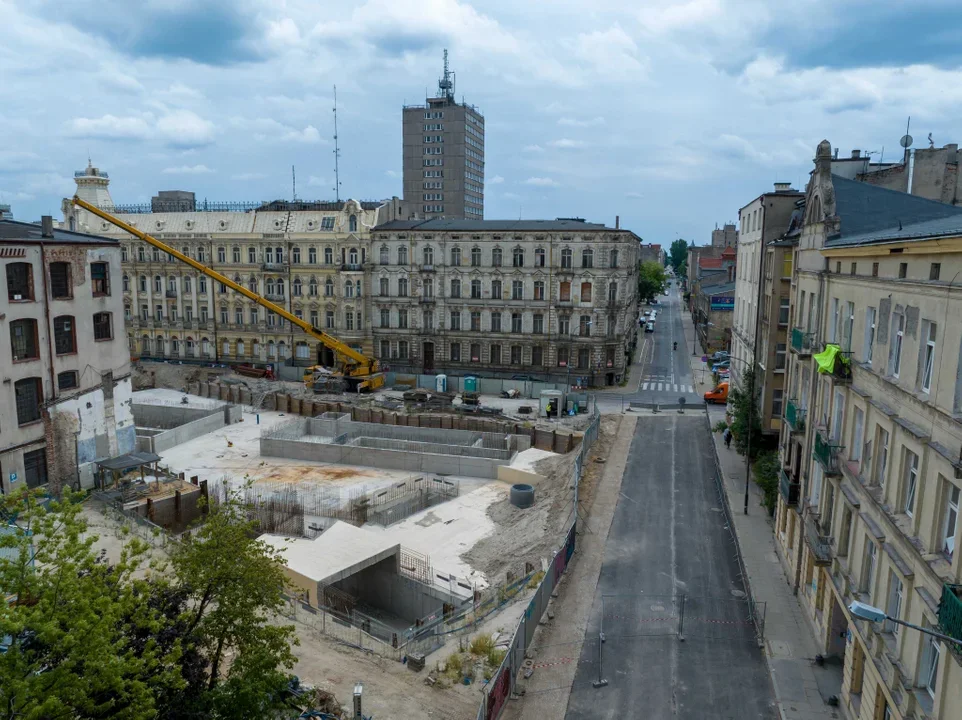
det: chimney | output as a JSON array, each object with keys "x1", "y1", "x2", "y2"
[
  {"x1": 851, "y1": 149, "x2": 861, "y2": 159},
  {"x1": 41, "y1": 215, "x2": 54, "y2": 238},
  {"x1": 615, "y1": 215, "x2": 620, "y2": 230}
]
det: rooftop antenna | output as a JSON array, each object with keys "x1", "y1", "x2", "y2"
[
  {"x1": 900, "y1": 116, "x2": 913, "y2": 163},
  {"x1": 332, "y1": 84, "x2": 342, "y2": 202},
  {"x1": 928, "y1": 132, "x2": 935, "y2": 149},
  {"x1": 292, "y1": 165, "x2": 296, "y2": 202},
  {"x1": 438, "y1": 49, "x2": 454, "y2": 101}
]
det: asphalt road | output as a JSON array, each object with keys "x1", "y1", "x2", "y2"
[{"x1": 564, "y1": 414, "x2": 775, "y2": 720}]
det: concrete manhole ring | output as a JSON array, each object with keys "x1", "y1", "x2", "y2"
[
  {"x1": 731, "y1": 589, "x2": 746, "y2": 598},
  {"x1": 650, "y1": 604, "x2": 666, "y2": 612}
]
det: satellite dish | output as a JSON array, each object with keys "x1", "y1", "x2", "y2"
[{"x1": 900, "y1": 134, "x2": 913, "y2": 149}]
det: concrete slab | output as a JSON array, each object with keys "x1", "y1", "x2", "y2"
[{"x1": 132, "y1": 388, "x2": 227, "y2": 409}]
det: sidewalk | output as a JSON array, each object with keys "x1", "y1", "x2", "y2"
[{"x1": 680, "y1": 308, "x2": 841, "y2": 720}]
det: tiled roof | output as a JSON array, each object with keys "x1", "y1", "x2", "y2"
[
  {"x1": 375, "y1": 218, "x2": 623, "y2": 232},
  {"x1": 0, "y1": 219, "x2": 117, "y2": 245},
  {"x1": 699, "y1": 257, "x2": 723, "y2": 269}
]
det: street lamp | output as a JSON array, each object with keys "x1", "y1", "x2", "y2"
[
  {"x1": 848, "y1": 601, "x2": 961, "y2": 646},
  {"x1": 692, "y1": 320, "x2": 714, "y2": 357},
  {"x1": 716, "y1": 354, "x2": 755, "y2": 516}
]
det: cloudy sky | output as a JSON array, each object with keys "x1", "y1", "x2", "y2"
[{"x1": 2, "y1": 0, "x2": 961, "y2": 244}]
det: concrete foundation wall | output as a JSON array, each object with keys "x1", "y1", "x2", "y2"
[
  {"x1": 497, "y1": 466, "x2": 545, "y2": 487},
  {"x1": 134, "y1": 404, "x2": 240, "y2": 453},
  {"x1": 333, "y1": 556, "x2": 458, "y2": 622}
]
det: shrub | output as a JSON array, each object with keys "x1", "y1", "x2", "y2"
[{"x1": 469, "y1": 634, "x2": 495, "y2": 656}]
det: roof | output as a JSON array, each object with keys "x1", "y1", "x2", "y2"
[
  {"x1": 826, "y1": 175, "x2": 962, "y2": 247},
  {"x1": 721, "y1": 246, "x2": 737, "y2": 258},
  {"x1": 374, "y1": 218, "x2": 624, "y2": 233},
  {"x1": 0, "y1": 219, "x2": 118, "y2": 245},
  {"x1": 706, "y1": 282, "x2": 737, "y2": 296},
  {"x1": 699, "y1": 257, "x2": 723, "y2": 269},
  {"x1": 260, "y1": 521, "x2": 400, "y2": 585},
  {"x1": 96, "y1": 451, "x2": 162, "y2": 471}
]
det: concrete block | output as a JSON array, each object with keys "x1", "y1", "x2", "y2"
[
  {"x1": 240, "y1": 389, "x2": 252, "y2": 405},
  {"x1": 277, "y1": 393, "x2": 289, "y2": 413},
  {"x1": 263, "y1": 393, "x2": 276, "y2": 411},
  {"x1": 219, "y1": 385, "x2": 230, "y2": 401},
  {"x1": 290, "y1": 397, "x2": 301, "y2": 415}
]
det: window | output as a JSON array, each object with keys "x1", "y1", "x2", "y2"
[
  {"x1": 310, "y1": 310, "x2": 318, "y2": 327},
  {"x1": 861, "y1": 539, "x2": 877, "y2": 595},
  {"x1": 772, "y1": 389, "x2": 783, "y2": 417},
  {"x1": 864, "y1": 307, "x2": 876, "y2": 364},
  {"x1": 152, "y1": 247, "x2": 161, "y2": 262},
  {"x1": 292, "y1": 247, "x2": 301, "y2": 264},
  {"x1": 154, "y1": 275, "x2": 163, "y2": 293},
  {"x1": 137, "y1": 245, "x2": 146, "y2": 262},
  {"x1": 10, "y1": 319, "x2": 39, "y2": 361},
  {"x1": 532, "y1": 346, "x2": 544, "y2": 366},
  {"x1": 325, "y1": 310, "x2": 335, "y2": 329},
  {"x1": 470, "y1": 311, "x2": 481, "y2": 331},
  {"x1": 921, "y1": 633, "x2": 941, "y2": 698},
  {"x1": 54, "y1": 316, "x2": 76, "y2": 354},
  {"x1": 471, "y1": 279, "x2": 482, "y2": 299},
  {"x1": 835, "y1": 261, "x2": 841, "y2": 274},
  {"x1": 558, "y1": 315, "x2": 570, "y2": 335},
  {"x1": 379, "y1": 277, "x2": 389, "y2": 296},
  {"x1": 423, "y1": 278, "x2": 434, "y2": 298},
  {"x1": 93, "y1": 312, "x2": 112, "y2": 340},
  {"x1": 345, "y1": 311, "x2": 354, "y2": 331},
  {"x1": 535, "y1": 248, "x2": 546, "y2": 267},
  {"x1": 512, "y1": 280, "x2": 523, "y2": 300},
  {"x1": 898, "y1": 262, "x2": 907, "y2": 279},
  {"x1": 380, "y1": 340, "x2": 390, "y2": 358},
  {"x1": 217, "y1": 247, "x2": 226, "y2": 263},
  {"x1": 890, "y1": 312, "x2": 904, "y2": 377},
  {"x1": 450, "y1": 247, "x2": 461, "y2": 266},
  {"x1": 851, "y1": 407, "x2": 864, "y2": 462},
  {"x1": 309, "y1": 278, "x2": 318, "y2": 296},
  {"x1": 7, "y1": 262, "x2": 34, "y2": 301},
  {"x1": 930, "y1": 262, "x2": 941, "y2": 281},
  {"x1": 491, "y1": 279, "x2": 502, "y2": 299},
  {"x1": 944, "y1": 483, "x2": 960, "y2": 558},
  {"x1": 557, "y1": 346, "x2": 569, "y2": 367},
  {"x1": 533, "y1": 281, "x2": 545, "y2": 301},
  {"x1": 491, "y1": 312, "x2": 502, "y2": 333},
  {"x1": 199, "y1": 277, "x2": 207, "y2": 294},
  {"x1": 292, "y1": 278, "x2": 302, "y2": 296},
  {"x1": 469, "y1": 246, "x2": 481, "y2": 267},
  {"x1": 469, "y1": 342, "x2": 481, "y2": 362},
  {"x1": 489, "y1": 344, "x2": 501, "y2": 364},
  {"x1": 423, "y1": 310, "x2": 434, "y2": 329},
  {"x1": 510, "y1": 345, "x2": 522, "y2": 365},
  {"x1": 378, "y1": 246, "x2": 389, "y2": 265},
  {"x1": 264, "y1": 247, "x2": 274, "y2": 264},
  {"x1": 609, "y1": 249, "x2": 618, "y2": 268},
  {"x1": 23, "y1": 447, "x2": 47, "y2": 489},
  {"x1": 15, "y1": 377, "x2": 42, "y2": 425},
  {"x1": 580, "y1": 315, "x2": 591, "y2": 336},
  {"x1": 841, "y1": 301, "x2": 855, "y2": 351},
  {"x1": 561, "y1": 248, "x2": 572, "y2": 269},
  {"x1": 582, "y1": 248, "x2": 593, "y2": 268},
  {"x1": 450, "y1": 342, "x2": 461, "y2": 362},
  {"x1": 511, "y1": 313, "x2": 522, "y2": 333},
  {"x1": 449, "y1": 278, "x2": 460, "y2": 298},
  {"x1": 345, "y1": 280, "x2": 355, "y2": 298},
  {"x1": 578, "y1": 347, "x2": 590, "y2": 369},
  {"x1": 235, "y1": 308, "x2": 243, "y2": 326},
  {"x1": 450, "y1": 311, "x2": 461, "y2": 331},
  {"x1": 398, "y1": 309, "x2": 408, "y2": 329},
  {"x1": 423, "y1": 246, "x2": 434, "y2": 265},
  {"x1": 512, "y1": 247, "x2": 524, "y2": 267},
  {"x1": 138, "y1": 275, "x2": 147, "y2": 292},
  {"x1": 325, "y1": 278, "x2": 334, "y2": 297},
  {"x1": 533, "y1": 314, "x2": 544, "y2": 334},
  {"x1": 580, "y1": 282, "x2": 592, "y2": 303},
  {"x1": 250, "y1": 308, "x2": 258, "y2": 324},
  {"x1": 398, "y1": 246, "x2": 408, "y2": 265},
  {"x1": 850, "y1": 262, "x2": 857, "y2": 276},
  {"x1": 921, "y1": 321, "x2": 937, "y2": 392},
  {"x1": 320, "y1": 216, "x2": 335, "y2": 231},
  {"x1": 324, "y1": 247, "x2": 333, "y2": 265},
  {"x1": 829, "y1": 297, "x2": 839, "y2": 342},
  {"x1": 884, "y1": 571, "x2": 903, "y2": 638},
  {"x1": 876, "y1": 427, "x2": 890, "y2": 487},
  {"x1": 870, "y1": 261, "x2": 879, "y2": 277},
  {"x1": 903, "y1": 449, "x2": 919, "y2": 516},
  {"x1": 608, "y1": 282, "x2": 618, "y2": 303},
  {"x1": 348, "y1": 248, "x2": 358, "y2": 265},
  {"x1": 398, "y1": 341, "x2": 408, "y2": 359},
  {"x1": 492, "y1": 248, "x2": 502, "y2": 267},
  {"x1": 560, "y1": 281, "x2": 571, "y2": 302},
  {"x1": 57, "y1": 370, "x2": 78, "y2": 391}
]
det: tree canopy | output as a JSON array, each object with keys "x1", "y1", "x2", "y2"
[
  {"x1": 728, "y1": 365, "x2": 764, "y2": 462},
  {"x1": 637, "y1": 261, "x2": 668, "y2": 303},
  {"x1": 668, "y1": 239, "x2": 688, "y2": 272}
]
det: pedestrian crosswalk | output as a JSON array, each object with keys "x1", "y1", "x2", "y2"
[{"x1": 640, "y1": 375, "x2": 695, "y2": 394}]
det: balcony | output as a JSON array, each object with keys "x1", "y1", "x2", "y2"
[
  {"x1": 341, "y1": 264, "x2": 363, "y2": 272},
  {"x1": 165, "y1": 289, "x2": 177, "y2": 298},
  {"x1": 784, "y1": 398, "x2": 807, "y2": 433},
  {"x1": 419, "y1": 296, "x2": 436, "y2": 304},
  {"x1": 779, "y1": 468, "x2": 801, "y2": 506},
  {"x1": 261, "y1": 262, "x2": 287, "y2": 271},
  {"x1": 805, "y1": 520, "x2": 833, "y2": 565},
  {"x1": 814, "y1": 430, "x2": 843, "y2": 475},
  {"x1": 938, "y1": 584, "x2": 962, "y2": 650},
  {"x1": 265, "y1": 293, "x2": 285, "y2": 302},
  {"x1": 419, "y1": 264, "x2": 435, "y2": 272},
  {"x1": 790, "y1": 327, "x2": 814, "y2": 355}
]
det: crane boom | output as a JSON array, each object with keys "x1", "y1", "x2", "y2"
[{"x1": 72, "y1": 196, "x2": 379, "y2": 379}]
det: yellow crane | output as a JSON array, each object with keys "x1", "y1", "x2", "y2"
[{"x1": 73, "y1": 196, "x2": 384, "y2": 391}]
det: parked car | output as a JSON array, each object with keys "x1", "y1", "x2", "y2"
[
  {"x1": 704, "y1": 381, "x2": 729, "y2": 404},
  {"x1": 645, "y1": 322, "x2": 654, "y2": 333},
  {"x1": 709, "y1": 351, "x2": 729, "y2": 361},
  {"x1": 712, "y1": 360, "x2": 730, "y2": 372}
]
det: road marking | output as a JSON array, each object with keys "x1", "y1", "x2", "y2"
[
  {"x1": 619, "y1": 491, "x2": 638, "y2": 504},
  {"x1": 642, "y1": 382, "x2": 649, "y2": 390}
]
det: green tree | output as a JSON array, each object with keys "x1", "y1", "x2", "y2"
[
  {"x1": 0, "y1": 489, "x2": 183, "y2": 720},
  {"x1": 729, "y1": 365, "x2": 763, "y2": 462},
  {"x1": 637, "y1": 261, "x2": 667, "y2": 303},
  {"x1": 753, "y1": 450, "x2": 780, "y2": 516},
  {"x1": 668, "y1": 238, "x2": 688, "y2": 272}
]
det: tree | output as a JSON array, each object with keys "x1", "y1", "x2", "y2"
[
  {"x1": 637, "y1": 261, "x2": 667, "y2": 303},
  {"x1": 729, "y1": 365, "x2": 763, "y2": 462},
  {"x1": 0, "y1": 489, "x2": 183, "y2": 720},
  {"x1": 668, "y1": 238, "x2": 688, "y2": 272},
  {"x1": 752, "y1": 451, "x2": 780, "y2": 516}
]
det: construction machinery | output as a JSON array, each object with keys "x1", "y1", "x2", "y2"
[{"x1": 73, "y1": 197, "x2": 384, "y2": 392}]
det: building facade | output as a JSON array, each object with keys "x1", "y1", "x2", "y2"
[
  {"x1": 638, "y1": 243, "x2": 664, "y2": 266},
  {"x1": 0, "y1": 217, "x2": 134, "y2": 495},
  {"x1": 402, "y1": 52, "x2": 484, "y2": 220},
  {"x1": 730, "y1": 184, "x2": 802, "y2": 415},
  {"x1": 711, "y1": 222, "x2": 738, "y2": 248},
  {"x1": 369, "y1": 219, "x2": 639, "y2": 385},
  {"x1": 775, "y1": 141, "x2": 962, "y2": 720},
  {"x1": 63, "y1": 163, "x2": 397, "y2": 367}
]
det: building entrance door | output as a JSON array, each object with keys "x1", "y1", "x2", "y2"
[{"x1": 423, "y1": 342, "x2": 435, "y2": 372}]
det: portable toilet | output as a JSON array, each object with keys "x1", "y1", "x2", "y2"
[
  {"x1": 540, "y1": 389, "x2": 564, "y2": 418},
  {"x1": 435, "y1": 374, "x2": 447, "y2": 392},
  {"x1": 464, "y1": 376, "x2": 478, "y2": 393}
]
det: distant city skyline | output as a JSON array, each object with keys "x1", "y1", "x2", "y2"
[{"x1": 3, "y1": 1, "x2": 962, "y2": 241}]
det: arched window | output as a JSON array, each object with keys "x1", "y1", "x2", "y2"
[
  {"x1": 139, "y1": 275, "x2": 147, "y2": 292},
  {"x1": 325, "y1": 278, "x2": 334, "y2": 297},
  {"x1": 345, "y1": 280, "x2": 355, "y2": 298},
  {"x1": 252, "y1": 339, "x2": 260, "y2": 358},
  {"x1": 349, "y1": 214, "x2": 357, "y2": 232},
  {"x1": 266, "y1": 278, "x2": 276, "y2": 295},
  {"x1": 141, "y1": 335, "x2": 150, "y2": 353},
  {"x1": 292, "y1": 278, "x2": 302, "y2": 296},
  {"x1": 309, "y1": 277, "x2": 318, "y2": 296},
  {"x1": 278, "y1": 341, "x2": 288, "y2": 358},
  {"x1": 512, "y1": 247, "x2": 524, "y2": 267},
  {"x1": 122, "y1": 275, "x2": 130, "y2": 292},
  {"x1": 237, "y1": 339, "x2": 245, "y2": 357},
  {"x1": 155, "y1": 336, "x2": 164, "y2": 355},
  {"x1": 202, "y1": 337, "x2": 210, "y2": 356},
  {"x1": 171, "y1": 336, "x2": 180, "y2": 354},
  {"x1": 276, "y1": 278, "x2": 284, "y2": 295},
  {"x1": 248, "y1": 276, "x2": 257, "y2": 293},
  {"x1": 582, "y1": 248, "x2": 593, "y2": 268},
  {"x1": 423, "y1": 246, "x2": 434, "y2": 265},
  {"x1": 154, "y1": 275, "x2": 162, "y2": 292},
  {"x1": 349, "y1": 248, "x2": 358, "y2": 265},
  {"x1": 268, "y1": 341, "x2": 276, "y2": 357}
]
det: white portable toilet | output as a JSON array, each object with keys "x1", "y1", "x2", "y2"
[
  {"x1": 435, "y1": 374, "x2": 448, "y2": 392},
  {"x1": 540, "y1": 389, "x2": 564, "y2": 418}
]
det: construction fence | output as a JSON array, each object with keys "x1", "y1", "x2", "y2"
[{"x1": 477, "y1": 409, "x2": 600, "y2": 720}]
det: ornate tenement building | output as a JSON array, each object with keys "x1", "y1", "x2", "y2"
[
  {"x1": 776, "y1": 141, "x2": 962, "y2": 720},
  {"x1": 63, "y1": 163, "x2": 402, "y2": 366},
  {"x1": 369, "y1": 219, "x2": 639, "y2": 385}
]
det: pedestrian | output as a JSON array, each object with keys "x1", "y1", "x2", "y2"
[{"x1": 723, "y1": 427, "x2": 732, "y2": 449}]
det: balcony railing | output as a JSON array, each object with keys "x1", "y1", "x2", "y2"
[
  {"x1": 165, "y1": 289, "x2": 177, "y2": 298},
  {"x1": 261, "y1": 262, "x2": 287, "y2": 271},
  {"x1": 832, "y1": 352, "x2": 853, "y2": 383},
  {"x1": 791, "y1": 327, "x2": 814, "y2": 355},
  {"x1": 814, "y1": 430, "x2": 843, "y2": 475},
  {"x1": 805, "y1": 521, "x2": 833, "y2": 565},
  {"x1": 785, "y1": 398, "x2": 807, "y2": 433},
  {"x1": 938, "y1": 584, "x2": 962, "y2": 648},
  {"x1": 779, "y1": 468, "x2": 800, "y2": 506}
]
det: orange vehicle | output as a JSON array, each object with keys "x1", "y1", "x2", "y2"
[{"x1": 704, "y1": 381, "x2": 729, "y2": 404}]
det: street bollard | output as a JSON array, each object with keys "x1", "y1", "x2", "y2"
[
  {"x1": 678, "y1": 594, "x2": 687, "y2": 642},
  {"x1": 592, "y1": 636, "x2": 608, "y2": 688}
]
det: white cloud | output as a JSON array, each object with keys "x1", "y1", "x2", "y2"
[
  {"x1": 284, "y1": 125, "x2": 321, "y2": 143},
  {"x1": 559, "y1": 116, "x2": 605, "y2": 127},
  {"x1": 488, "y1": 175, "x2": 504, "y2": 184},
  {"x1": 307, "y1": 175, "x2": 329, "y2": 187},
  {"x1": 548, "y1": 138, "x2": 585, "y2": 149},
  {"x1": 66, "y1": 114, "x2": 152, "y2": 140},
  {"x1": 228, "y1": 117, "x2": 326, "y2": 144},
  {"x1": 523, "y1": 144, "x2": 544, "y2": 153},
  {"x1": 572, "y1": 26, "x2": 648, "y2": 79},
  {"x1": 385, "y1": 170, "x2": 400, "y2": 178},
  {"x1": 232, "y1": 172, "x2": 266, "y2": 181},
  {"x1": 166, "y1": 82, "x2": 203, "y2": 100},
  {"x1": 625, "y1": 191, "x2": 644, "y2": 199},
  {"x1": 162, "y1": 164, "x2": 214, "y2": 175},
  {"x1": 156, "y1": 110, "x2": 216, "y2": 148},
  {"x1": 525, "y1": 177, "x2": 559, "y2": 187},
  {"x1": 503, "y1": 192, "x2": 522, "y2": 201},
  {"x1": 67, "y1": 110, "x2": 215, "y2": 148}
]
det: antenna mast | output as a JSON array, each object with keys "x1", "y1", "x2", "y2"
[
  {"x1": 438, "y1": 49, "x2": 454, "y2": 101},
  {"x1": 333, "y1": 85, "x2": 341, "y2": 202},
  {"x1": 292, "y1": 165, "x2": 296, "y2": 201}
]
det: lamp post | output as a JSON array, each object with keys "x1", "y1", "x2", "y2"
[
  {"x1": 848, "y1": 601, "x2": 961, "y2": 647},
  {"x1": 717, "y1": 354, "x2": 755, "y2": 515}
]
